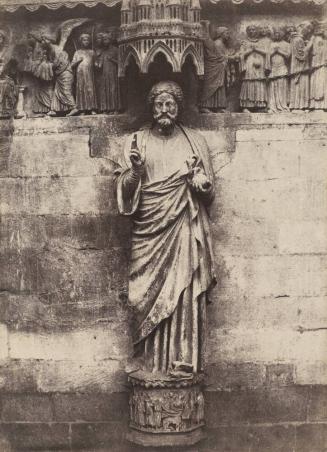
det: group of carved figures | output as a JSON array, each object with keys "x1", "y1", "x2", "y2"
[
  {"x1": 23, "y1": 32, "x2": 120, "y2": 117},
  {"x1": 130, "y1": 389, "x2": 204, "y2": 432},
  {"x1": 0, "y1": 30, "x2": 19, "y2": 118},
  {"x1": 200, "y1": 21, "x2": 327, "y2": 113}
]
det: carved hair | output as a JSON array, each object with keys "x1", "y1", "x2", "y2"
[
  {"x1": 147, "y1": 81, "x2": 184, "y2": 109},
  {"x1": 215, "y1": 27, "x2": 228, "y2": 39}
]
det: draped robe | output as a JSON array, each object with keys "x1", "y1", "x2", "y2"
[
  {"x1": 116, "y1": 125, "x2": 216, "y2": 374},
  {"x1": 310, "y1": 35, "x2": 327, "y2": 110}
]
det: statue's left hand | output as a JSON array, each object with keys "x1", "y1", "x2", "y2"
[{"x1": 186, "y1": 157, "x2": 212, "y2": 193}]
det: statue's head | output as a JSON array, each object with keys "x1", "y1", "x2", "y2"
[
  {"x1": 215, "y1": 27, "x2": 230, "y2": 43},
  {"x1": 79, "y1": 33, "x2": 91, "y2": 48},
  {"x1": 95, "y1": 32, "x2": 103, "y2": 47},
  {"x1": 272, "y1": 27, "x2": 284, "y2": 42},
  {"x1": 246, "y1": 25, "x2": 258, "y2": 39},
  {"x1": 298, "y1": 21, "x2": 314, "y2": 39},
  {"x1": 102, "y1": 32, "x2": 113, "y2": 48},
  {"x1": 147, "y1": 81, "x2": 183, "y2": 130},
  {"x1": 260, "y1": 25, "x2": 271, "y2": 38}
]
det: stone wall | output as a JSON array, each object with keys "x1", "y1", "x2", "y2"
[{"x1": 0, "y1": 112, "x2": 326, "y2": 451}]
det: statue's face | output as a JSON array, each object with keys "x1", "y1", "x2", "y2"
[
  {"x1": 247, "y1": 26, "x2": 257, "y2": 39},
  {"x1": 95, "y1": 34, "x2": 103, "y2": 46},
  {"x1": 81, "y1": 35, "x2": 91, "y2": 48},
  {"x1": 273, "y1": 29, "x2": 282, "y2": 41},
  {"x1": 102, "y1": 35, "x2": 111, "y2": 47},
  {"x1": 153, "y1": 92, "x2": 178, "y2": 129},
  {"x1": 222, "y1": 30, "x2": 230, "y2": 42}
]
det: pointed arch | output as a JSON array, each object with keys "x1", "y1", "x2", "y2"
[
  {"x1": 181, "y1": 44, "x2": 204, "y2": 75},
  {"x1": 120, "y1": 45, "x2": 141, "y2": 76},
  {"x1": 142, "y1": 41, "x2": 179, "y2": 73}
]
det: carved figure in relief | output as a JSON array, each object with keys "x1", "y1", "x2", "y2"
[
  {"x1": 199, "y1": 26, "x2": 236, "y2": 113},
  {"x1": 239, "y1": 24, "x2": 270, "y2": 112},
  {"x1": 39, "y1": 35, "x2": 78, "y2": 116},
  {"x1": 309, "y1": 26, "x2": 327, "y2": 111},
  {"x1": 94, "y1": 32, "x2": 120, "y2": 114},
  {"x1": 71, "y1": 33, "x2": 97, "y2": 115},
  {"x1": 24, "y1": 37, "x2": 54, "y2": 116},
  {"x1": 0, "y1": 58, "x2": 18, "y2": 118},
  {"x1": 116, "y1": 81, "x2": 215, "y2": 375},
  {"x1": 0, "y1": 30, "x2": 10, "y2": 66},
  {"x1": 268, "y1": 27, "x2": 291, "y2": 113},
  {"x1": 289, "y1": 21, "x2": 314, "y2": 111}
]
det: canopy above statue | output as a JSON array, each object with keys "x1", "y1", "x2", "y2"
[
  {"x1": 0, "y1": 0, "x2": 325, "y2": 13},
  {"x1": 0, "y1": 0, "x2": 120, "y2": 13}
]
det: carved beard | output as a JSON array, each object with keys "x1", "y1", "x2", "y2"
[{"x1": 153, "y1": 113, "x2": 177, "y2": 129}]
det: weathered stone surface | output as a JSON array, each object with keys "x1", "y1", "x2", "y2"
[
  {"x1": 236, "y1": 126, "x2": 304, "y2": 142},
  {"x1": 307, "y1": 386, "x2": 327, "y2": 422},
  {"x1": 215, "y1": 254, "x2": 327, "y2": 299},
  {"x1": 208, "y1": 328, "x2": 327, "y2": 363},
  {"x1": 295, "y1": 423, "x2": 327, "y2": 452},
  {"x1": 0, "y1": 214, "x2": 131, "y2": 253},
  {"x1": 0, "y1": 423, "x2": 70, "y2": 451},
  {"x1": 279, "y1": 220, "x2": 327, "y2": 254},
  {"x1": 0, "y1": 176, "x2": 116, "y2": 216},
  {"x1": 205, "y1": 387, "x2": 308, "y2": 426},
  {"x1": 71, "y1": 421, "x2": 127, "y2": 450},
  {"x1": 296, "y1": 361, "x2": 327, "y2": 385},
  {"x1": 265, "y1": 363, "x2": 295, "y2": 387},
  {"x1": 203, "y1": 426, "x2": 251, "y2": 452},
  {"x1": 248, "y1": 424, "x2": 296, "y2": 452},
  {"x1": 0, "y1": 325, "x2": 8, "y2": 361},
  {"x1": 9, "y1": 326, "x2": 131, "y2": 361},
  {"x1": 53, "y1": 393, "x2": 129, "y2": 422},
  {"x1": 216, "y1": 178, "x2": 327, "y2": 221},
  {"x1": 1, "y1": 394, "x2": 53, "y2": 422},
  {"x1": 206, "y1": 362, "x2": 265, "y2": 391}
]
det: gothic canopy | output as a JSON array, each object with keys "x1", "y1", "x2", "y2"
[{"x1": 0, "y1": 0, "x2": 325, "y2": 13}]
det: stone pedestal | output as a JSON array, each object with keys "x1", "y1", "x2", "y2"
[{"x1": 126, "y1": 371, "x2": 206, "y2": 448}]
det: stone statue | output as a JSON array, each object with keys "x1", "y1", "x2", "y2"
[
  {"x1": 0, "y1": 58, "x2": 18, "y2": 119},
  {"x1": 116, "y1": 80, "x2": 215, "y2": 375},
  {"x1": 309, "y1": 25, "x2": 327, "y2": 111},
  {"x1": 94, "y1": 32, "x2": 120, "y2": 114},
  {"x1": 239, "y1": 24, "x2": 270, "y2": 112},
  {"x1": 36, "y1": 35, "x2": 78, "y2": 117},
  {"x1": 289, "y1": 21, "x2": 314, "y2": 112},
  {"x1": 199, "y1": 26, "x2": 236, "y2": 113},
  {"x1": 24, "y1": 37, "x2": 54, "y2": 116},
  {"x1": 71, "y1": 33, "x2": 97, "y2": 115},
  {"x1": 0, "y1": 30, "x2": 10, "y2": 65},
  {"x1": 268, "y1": 27, "x2": 291, "y2": 113}
]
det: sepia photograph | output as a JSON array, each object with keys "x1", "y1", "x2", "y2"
[{"x1": 0, "y1": 0, "x2": 326, "y2": 450}]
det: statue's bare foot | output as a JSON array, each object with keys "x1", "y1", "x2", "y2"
[
  {"x1": 47, "y1": 110, "x2": 57, "y2": 117},
  {"x1": 66, "y1": 108, "x2": 79, "y2": 117},
  {"x1": 91, "y1": 110, "x2": 97, "y2": 115},
  {"x1": 242, "y1": 108, "x2": 251, "y2": 113}
]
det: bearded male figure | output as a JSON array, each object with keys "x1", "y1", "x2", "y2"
[{"x1": 116, "y1": 81, "x2": 216, "y2": 376}]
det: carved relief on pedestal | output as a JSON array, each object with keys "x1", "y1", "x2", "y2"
[
  {"x1": 127, "y1": 372, "x2": 206, "y2": 447},
  {"x1": 118, "y1": 0, "x2": 204, "y2": 78}
]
